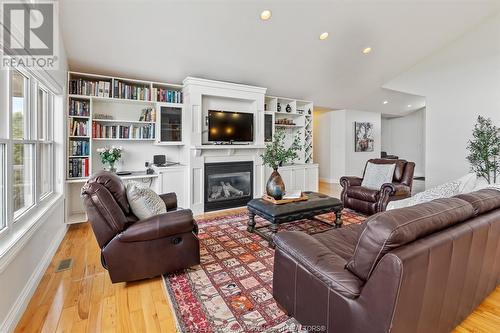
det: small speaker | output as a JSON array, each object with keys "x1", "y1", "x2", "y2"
[{"x1": 153, "y1": 155, "x2": 166, "y2": 166}]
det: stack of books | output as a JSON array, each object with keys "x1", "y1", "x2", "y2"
[
  {"x1": 68, "y1": 158, "x2": 89, "y2": 178},
  {"x1": 152, "y1": 88, "x2": 183, "y2": 103},
  {"x1": 69, "y1": 119, "x2": 88, "y2": 136},
  {"x1": 113, "y1": 80, "x2": 151, "y2": 100},
  {"x1": 69, "y1": 78, "x2": 111, "y2": 97},
  {"x1": 69, "y1": 140, "x2": 90, "y2": 156},
  {"x1": 92, "y1": 122, "x2": 155, "y2": 139},
  {"x1": 69, "y1": 99, "x2": 90, "y2": 116}
]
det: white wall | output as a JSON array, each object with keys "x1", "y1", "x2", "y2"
[
  {"x1": 385, "y1": 14, "x2": 500, "y2": 187},
  {"x1": 381, "y1": 108, "x2": 426, "y2": 177},
  {"x1": 314, "y1": 109, "x2": 381, "y2": 182}
]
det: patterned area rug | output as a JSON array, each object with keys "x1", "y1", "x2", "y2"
[{"x1": 163, "y1": 210, "x2": 366, "y2": 332}]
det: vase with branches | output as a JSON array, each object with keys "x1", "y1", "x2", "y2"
[
  {"x1": 260, "y1": 130, "x2": 302, "y2": 199},
  {"x1": 467, "y1": 116, "x2": 500, "y2": 184}
]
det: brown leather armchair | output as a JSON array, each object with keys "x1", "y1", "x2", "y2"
[
  {"x1": 81, "y1": 171, "x2": 200, "y2": 283},
  {"x1": 340, "y1": 159, "x2": 415, "y2": 215}
]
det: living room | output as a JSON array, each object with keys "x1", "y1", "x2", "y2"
[{"x1": 1, "y1": 1, "x2": 500, "y2": 332}]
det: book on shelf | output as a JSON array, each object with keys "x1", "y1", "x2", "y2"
[
  {"x1": 68, "y1": 118, "x2": 89, "y2": 136},
  {"x1": 69, "y1": 78, "x2": 111, "y2": 97},
  {"x1": 152, "y1": 87, "x2": 183, "y2": 103},
  {"x1": 92, "y1": 121, "x2": 155, "y2": 139},
  {"x1": 68, "y1": 140, "x2": 90, "y2": 156},
  {"x1": 139, "y1": 107, "x2": 155, "y2": 122},
  {"x1": 113, "y1": 80, "x2": 151, "y2": 101},
  {"x1": 68, "y1": 157, "x2": 89, "y2": 178},
  {"x1": 69, "y1": 99, "x2": 90, "y2": 116}
]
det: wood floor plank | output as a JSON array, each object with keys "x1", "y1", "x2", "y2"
[{"x1": 13, "y1": 182, "x2": 500, "y2": 332}]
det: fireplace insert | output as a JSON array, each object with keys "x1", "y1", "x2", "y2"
[{"x1": 204, "y1": 161, "x2": 253, "y2": 212}]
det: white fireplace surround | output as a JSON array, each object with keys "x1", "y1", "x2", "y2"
[{"x1": 182, "y1": 77, "x2": 268, "y2": 214}]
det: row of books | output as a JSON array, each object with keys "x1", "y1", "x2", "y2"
[
  {"x1": 139, "y1": 108, "x2": 156, "y2": 122},
  {"x1": 152, "y1": 88, "x2": 183, "y2": 103},
  {"x1": 92, "y1": 122, "x2": 155, "y2": 139},
  {"x1": 69, "y1": 99, "x2": 90, "y2": 117},
  {"x1": 68, "y1": 158, "x2": 89, "y2": 178},
  {"x1": 114, "y1": 81, "x2": 151, "y2": 101},
  {"x1": 69, "y1": 119, "x2": 89, "y2": 137},
  {"x1": 69, "y1": 78, "x2": 111, "y2": 97},
  {"x1": 68, "y1": 140, "x2": 90, "y2": 156}
]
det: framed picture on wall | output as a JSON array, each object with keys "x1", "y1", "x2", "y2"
[{"x1": 355, "y1": 122, "x2": 374, "y2": 152}]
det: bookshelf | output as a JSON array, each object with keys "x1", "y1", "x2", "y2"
[
  {"x1": 65, "y1": 71, "x2": 184, "y2": 224},
  {"x1": 264, "y1": 96, "x2": 314, "y2": 164}
]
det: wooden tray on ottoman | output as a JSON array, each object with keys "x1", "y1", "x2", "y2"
[{"x1": 262, "y1": 193, "x2": 308, "y2": 205}]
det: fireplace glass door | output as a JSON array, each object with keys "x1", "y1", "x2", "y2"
[{"x1": 204, "y1": 161, "x2": 253, "y2": 211}]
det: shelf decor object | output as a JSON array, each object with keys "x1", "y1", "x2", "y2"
[{"x1": 97, "y1": 146, "x2": 122, "y2": 173}]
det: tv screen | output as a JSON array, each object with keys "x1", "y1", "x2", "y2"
[{"x1": 208, "y1": 110, "x2": 253, "y2": 142}]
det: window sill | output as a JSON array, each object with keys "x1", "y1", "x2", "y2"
[{"x1": 0, "y1": 193, "x2": 65, "y2": 274}]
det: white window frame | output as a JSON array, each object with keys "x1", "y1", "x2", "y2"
[{"x1": 2, "y1": 67, "x2": 57, "y2": 230}]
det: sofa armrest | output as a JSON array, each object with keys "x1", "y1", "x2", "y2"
[
  {"x1": 119, "y1": 209, "x2": 195, "y2": 242},
  {"x1": 160, "y1": 192, "x2": 178, "y2": 211},
  {"x1": 340, "y1": 176, "x2": 363, "y2": 188},
  {"x1": 274, "y1": 231, "x2": 363, "y2": 298},
  {"x1": 381, "y1": 183, "x2": 411, "y2": 197}
]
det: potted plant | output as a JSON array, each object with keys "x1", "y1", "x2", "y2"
[
  {"x1": 260, "y1": 130, "x2": 301, "y2": 199},
  {"x1": 97, "y1": 146, "x2": 123, "y2": 173},
  {"x1": 467, "y1": 116, "x2": 500, "y2": 184}
]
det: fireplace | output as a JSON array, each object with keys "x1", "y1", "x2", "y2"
[{"x1": 204, "y1": 161, "x2": 253, "y2": 212}]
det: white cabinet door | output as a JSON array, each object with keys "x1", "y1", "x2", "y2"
[
  {"x1": 291, "y1": 167, "x2": 306, "y2": 191},
  {"x1": 160, "y1": 168, "x2": 187, "y2": 208},
  {"x1": 305, "y1": 166, "x2": 319, "y2": 192},
  {"x1": 279, "y1": 168, "x2": 293, "y2": 192}
]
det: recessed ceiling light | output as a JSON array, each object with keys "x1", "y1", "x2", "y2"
[
  {"x1": 260, "y1": 10, "x2": 272, "y2": 20},
  {"x1": 407, "y1": 104, "x2": 412, "y2": 108},
  {"x1": 362, "y1": 47, "x2": 372, "y2": 54},
  {"x1": 383, "y1": 100, "x2": 388, "y2": 104},
  {"x1": 319, "y1": 32, "x2": 329, "y2": 40}
]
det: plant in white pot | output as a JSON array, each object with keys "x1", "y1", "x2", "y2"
[
  {"x1": 260, "y1": 130, "x2": 301, "y2": 200},
  {"x1": 467, "y1": 116, "x2": 500, "y2": 184}
]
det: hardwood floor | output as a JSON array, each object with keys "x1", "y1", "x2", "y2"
[{"x1": 14, "y1": 184, "x2": 500, "y2": 332}]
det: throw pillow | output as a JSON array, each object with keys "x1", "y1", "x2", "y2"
[
  {"x1": 126, "y1": 182, "x2": 167, "y2": 220},
  {"x1": 361, "y1": 162, "x2": 396, "y2": 190},
  {"x1": 456, "y1": 173, "x2": 477, "y2": 194}
]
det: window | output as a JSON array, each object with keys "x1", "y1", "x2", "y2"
[
  {"x1": 11, "y1": 71, "x2": 28, "y2": 140},
  {"x1": 13, "y1": 143, "x2": 34, "y2": 217},
  {"x1": 38, "y1": 88, "x2": 53, "y2": 197},
  {"x1": 5, "y1": 69, "x2": 56, "y2": 223}
]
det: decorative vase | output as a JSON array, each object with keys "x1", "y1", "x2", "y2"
[
  {"x1": 105, "y1": 161, "x2": 117, "y2": 173},
  {"x1": 286, "y1": 104, "x2": 291, "y2": 113},
  {"x1": 266, "y1": 168, "x2": 285, "y2": 200},
  {"x1": 277, "y1": 103, "x2": 281, "y2": 112}
]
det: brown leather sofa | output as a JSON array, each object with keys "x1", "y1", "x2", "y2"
[
  {"x1": 340, "y1": 159, "x2": 415, "y2": 215},
  {"x1": 81, "y1": 171, "x2": 200, "y2": 283},
  {"x1": 273, "y1": 189, "x2": 500, "y2": 333}
]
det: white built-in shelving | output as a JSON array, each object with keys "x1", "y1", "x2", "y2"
[
  {"x1": 65, "y1": 71, "x2": 184, "y2": 224},
  {"x1": 264, "y1": 95, "x2": 314, "y2": 164}
]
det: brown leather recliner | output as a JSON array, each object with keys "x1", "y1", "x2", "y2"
[
  {"x1": 340, "y1": 158, "x2": 415, "y2": 215},
  {"x1": 81, "y1": 171, "x2": 200, "y2": 283},
  {"x1": 273, "y1": 189, "x2": 500, "y2": 333}
]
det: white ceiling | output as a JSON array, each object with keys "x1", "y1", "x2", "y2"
[{"x1": 59, "y1": 0, "x2": 499, "y2": 115}]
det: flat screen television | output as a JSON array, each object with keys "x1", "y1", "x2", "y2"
[{"x1": 208, "y1": 110, "x2": 253, "y2": 143}]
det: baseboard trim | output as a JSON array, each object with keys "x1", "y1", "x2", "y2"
[
  {"x1": 0, "y1": 224, "x2": 67, "y2": 333},
  {"x1": 319, "y1": 177, "x2": 339, "y2": 184}
]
